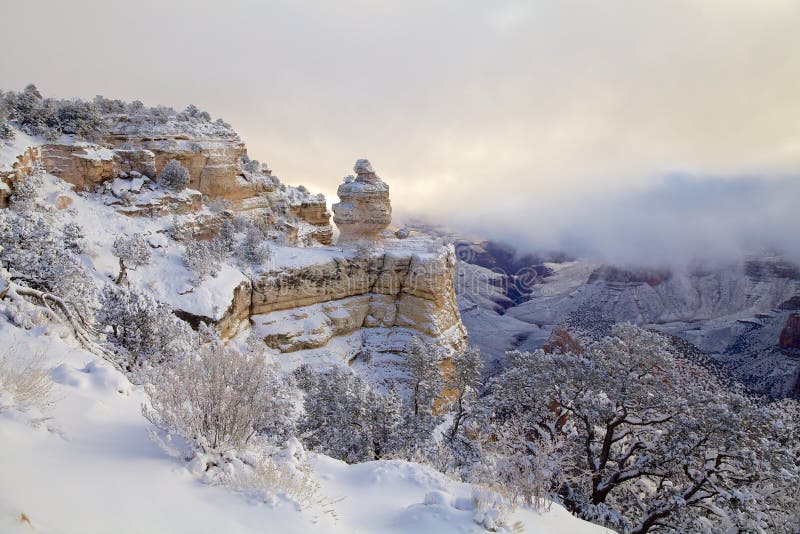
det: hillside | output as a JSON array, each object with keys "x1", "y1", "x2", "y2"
[{"x1": 0, "y1": 90, "x2": 605, "y2": 534}]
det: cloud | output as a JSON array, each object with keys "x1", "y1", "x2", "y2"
[
  {"x1": 425, "y1": 174, "x2": 800, "y2": 267},
  {"x1": 2, "y1": 0, "x2": 799, "y2": 265}
]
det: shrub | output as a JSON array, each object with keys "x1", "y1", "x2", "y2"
[
  {"x1": 97, "y1": 285, "x2": 195, "y2": 370},
  {"x1": 236, "y1": 226, "x2": 271, "y2": 266},
  {"x1": 0, "y1": 348, "x2": 52, "y2": 413},
  {"x1": 143, "y1": 342, "x2": 291, "y2": 455},
  {"x1": 157, "y1": 159, "x2": 190, "y2": 192},
  {"x1": 183, "y1": 240, "x2": 221, "y2": 283},
  {"x1": 298, "y1": 365, "x2": 403, "y2": 462}
]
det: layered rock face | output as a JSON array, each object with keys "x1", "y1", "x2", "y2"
[
  {"x1": 1, "y1": 123, "x2": 334, "y2": 245},
  {"x1": 332, "y1": 159, "x2": 392, "y2": 243},
  {"x1": 250, "y1": 239, "x2": 467, "y2": 355}
]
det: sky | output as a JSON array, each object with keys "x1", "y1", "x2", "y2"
[{"x1": 2, "y1": 0, "x2": 800, "y2": 265}]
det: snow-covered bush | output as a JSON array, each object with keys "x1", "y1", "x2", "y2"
[
  {"x1": 182, "y1": 240, "x2": 220, "y2": 283},
  {"x1": 405, "y1": 337, "x2": 444, "y2": 418},
  {"x1": 112, "y1": 233, "x2": 151, "y2": 284},
  {"x1": 483, "y1": 324, "x2": 800, "y2": 533},
  {"x1": 156, "y1": 159, "x2": 190, "y2": 192},
  {"x1": 0, "y1": 348, "x2": 52, "y2": 413},
  {"x1": 219, "y1": 440, "x2": 331, "y2": 512},
  {"x1": 236, "y1": 226, "x2": 271, "y2": 266},
  {"x1": 97, "y1": 285, "x2": 195, "y2": 371},
  {"x1": 471, "y1": 485, "x2": 524, "y2": 533},
  {"x1": 143, "y1": 341, "x2": 291, "y2": 456},
  {"x1": 298, "y1": 365, "x2": 403, "y2": 462},
  {"x1": 62, "y1": 222, "x2": 85, "y2": 254},
  {"x1": 446, "y1": 345, "x2": 483, "y2": 441},
  {"x1": 0, "y1": 121, "x2": 14, "y2": 141},
  {"x1": 166, "y1": 216, "x2": 190, "y2": 241},
  {"x1": 10, "y1": 163, "x2": 44, "y2": 206},
  {"x1": 0, "y1": 209, "x2": 96, "y2": 314},
  {"x1": 216, "y1": 218, "x2": 237, "y2": 256},
  {"x1": 55, "y1": 99, "x2": 109, "y2": 141},
  {"x1": 0, "y1": 84, "x2": 110, "y2": 141}
]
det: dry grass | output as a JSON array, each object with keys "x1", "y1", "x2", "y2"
[
  {"x1": 0, "y1": 347, "x2": 52, "y2": 413},
  {"x1": 225, "y1": 450, "x2": 342, "y2": 521}
]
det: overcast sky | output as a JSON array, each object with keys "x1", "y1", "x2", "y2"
[{"x1": 2, "y1": 0, "x2": 799, "y2": 264}]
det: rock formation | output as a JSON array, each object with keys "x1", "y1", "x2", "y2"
[
  {"x1": 0, "y1": 121, "x2": 334, "y2": 245},
  {"x1": 779, "y1": 313, "x2": 800, "y2": 353},
  {"x1": 332, "y1": 159, "x2": 392, "y2": 243},
  {"x1": 250, "y1": 238, "x2": 467, "y2": 355}
]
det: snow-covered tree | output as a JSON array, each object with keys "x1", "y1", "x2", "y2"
[
  {"x1": 143, "y1": 341, "x2": 293, "y2": 456},
  {"x1": 156, "y1": 159, "x2": 190, "y2": 192},
  {"x1": 62, "y1": 222, "x2": 85, "y2": 254},
  {"x1": 97, "y1": 284, "x2": 195, "y2": 371},
  {"x1": 298, "y1": 365, "x2": 403, "y2": 462},
  {"x1": 0, "y1": 209, "x2": 95, "y2": 316},
  {"x1": 55, "y1": 99, "x2": 109, "y2": 141},
  {"x1": 216, "y1": 217, "x2": 237, "y2": 256},
  {"x1": 112, "y1": 233, "x2": 151, "y2": 285},
  {"x1": 10, "y1": 162, "x2": 44, "y2": 206},
  {"x1": 0, "y1": 121, "x2": 14, "y2": 141},
  {"x1": 483, "y1": 324, "x2": 800, "y2": 533},
  {"x1": 182, "y1": 240, "x2": 220, "y2": 283},
  {"x1": 446, "y1": 345, "x2": 483, "y2": 441},
  {"x1": 236, "y1": 226, "x2": 271, "y2": 266},
  {"x1": 405, "y1": 337, "x2": 444, "y2": 417}
]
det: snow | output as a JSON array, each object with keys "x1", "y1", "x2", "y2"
[
  {"x1": 34, "y1": 174, "x2": 246, "y2": 320},
  {"x1": 0, "y1": 321, "x2": 609, "y2": 534},
  {"x1": 0, "y1": 128, "x2": 40, "y2": 171},
  {"x1": 74, "y1": 144, "x2": 115, "y2": 162}
]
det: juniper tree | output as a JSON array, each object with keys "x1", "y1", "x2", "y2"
[
  {"x1": 156, "y1": 159, "x2": 190, "y2": 192},
  {"x1": 483, "y1": 324, "x2": 800, "y2": 533},
  {"x1": 182, "y1": 240, "x2": 221, "y2": 283},
  {"x1": 112, "y1": 233, "x2": 151, "y2": 285},
  {"x1": 405, "y1": 337, "x2": 443, "y2": 417},
  {"x1": 298, "y1": 366, "x2": 403, "y2": 462},
  {"x1": 97, "y1": 284, "x2": 195, "y2": 370},
  {"x1": 447, "y1": 345, "x2": 483, "y2": 441}
]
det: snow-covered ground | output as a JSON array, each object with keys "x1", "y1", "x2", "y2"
[{"x1": 0, "y1": 320, "x2": 608, "y2": 534}]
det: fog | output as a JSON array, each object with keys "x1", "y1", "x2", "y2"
[{"x1": 2, "y1": 0, "x2": 799, "y2": 265}]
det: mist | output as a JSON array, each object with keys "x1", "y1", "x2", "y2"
[
  {"x1": 2, "y1": 0, "x2": 799, "y2": 267},
  {"x1": 405, "y1": 173, "x2": 800, "y2": 267}
]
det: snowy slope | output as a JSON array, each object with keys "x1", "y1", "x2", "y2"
[{"x1": 0, "y1": 320, "x2": 608, "y2": 534}]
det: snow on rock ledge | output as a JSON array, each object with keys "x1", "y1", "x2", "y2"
[{"x1": 252, "y1": 237, "x2": 467, "y2": 354}]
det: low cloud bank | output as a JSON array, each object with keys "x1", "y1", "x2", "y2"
[{"x1": 403, "y1": 174, "x2": 800, "y2": 268}]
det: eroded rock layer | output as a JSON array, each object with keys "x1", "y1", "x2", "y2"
[{"x1": 251, "y1": 240, "x2": 467, "y2": 354}]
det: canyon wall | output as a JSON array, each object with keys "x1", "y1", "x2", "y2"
[{"x1": 250, "y1": 243, "x2": 467, "y2": 354}]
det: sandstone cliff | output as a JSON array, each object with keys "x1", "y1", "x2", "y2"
[
  {"x1": 1, "y1": 121, "x2": 467, "y2": 362},
  {"x1": 250, "y1": 239, "x2": 467, "y2": 355}
]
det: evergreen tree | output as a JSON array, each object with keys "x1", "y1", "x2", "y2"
[{"x1": 156, "y1": 159, "x2": 190, "y2": 192}]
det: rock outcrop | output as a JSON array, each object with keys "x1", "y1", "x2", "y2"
[
  {"x1": 779, "y1": 313, "x2": 800, "y2": 353},
  {"x1": 332, "y1": 159, "x2": 392, "y2": 243},
  {"x1": 250, "y1": 237, "x2": 467, "y2": 355},
  {"x1": 1, "y1": 123, "x2": 334, "y2": 245}
]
